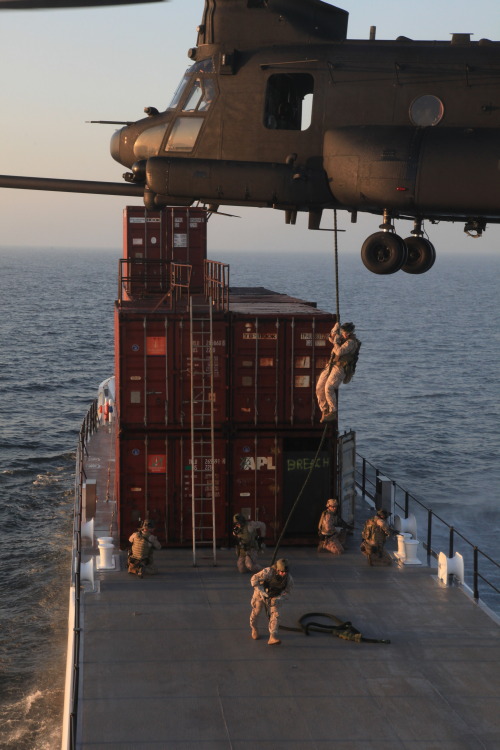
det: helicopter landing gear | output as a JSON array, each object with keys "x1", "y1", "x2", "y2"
[
  {"x1": 361, "y1": 214, "x2": 437, "y2": 275},
  {"x1": 401, "y1": 236, "x2": 436, "y2": 274},
  {"x1": 361, "y1": 231, "x2": 408, "y2": 275}
]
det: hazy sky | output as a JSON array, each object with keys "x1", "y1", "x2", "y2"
[{"x1": 1, "y1": 0, "x2": 499, "y2": 254}]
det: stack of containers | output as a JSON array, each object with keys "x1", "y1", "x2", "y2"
[{"x1": 115, "y1": 207, "x2": 337, "y2": 547}]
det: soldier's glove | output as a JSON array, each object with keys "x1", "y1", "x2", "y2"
[{"x1": 257, "y1": 586, "x2": 268, "y2": 598}]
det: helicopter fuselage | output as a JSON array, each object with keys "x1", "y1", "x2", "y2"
[
  {"x1": 113, "y1": 33, "x2": 500, "y2": 230},
  {"x1": 2, "y1": 0, "x2": 499, "y2": 274}
]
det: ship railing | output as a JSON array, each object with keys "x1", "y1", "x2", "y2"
[
  {"x1": 64, "y1": 398, "x2": 99, "y2": 750},
  {"x1": 204, "y1": 259, "x2": 229, "y2": 311},
  {"x1": 118, "y1": 258, "x2": 190, "y2": 307},
  {"x1": 355, "y1": 453, "x2": 500, "y2": 609},
  {"x1": 171, "y1": 262, "x2": 192, "y2": 301}
]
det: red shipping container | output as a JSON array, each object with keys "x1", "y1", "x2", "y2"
[
  {"x1": 123, "y1": 206, "x2": 165, "y2": 262},
  {"x1": 165, "y1": 208, "x2": 207, "y2": 293},
  {"x1": 122, "y1": 206, "x2": 208, "y2": 299},
  {"x1": 115, "y1": 309, "x2": 228, "y2": 428},
  {"x1": 116, "y1": 429, "x2": 335, "y2": 548},
  {"x1": 230, "y1": 433, "x2": 334, "y2": 543},
  {"x1": 230, "y1": 315, "x2": 334, "y2": 426},
  {"x1": 117, "y1": 431, "x2": 228, "y2": 547}
]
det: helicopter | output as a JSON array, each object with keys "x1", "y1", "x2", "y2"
[{"x1": 1, "y1": 0, "x2": 499, "y2": 275}]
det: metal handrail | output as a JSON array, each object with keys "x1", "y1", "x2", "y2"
[
  {"x1": 355, "y1": 452, "x2": 500, "y2": 606},
  {"x1": 204, "y1": 259, "x2": 229, "y2": 311},
  {"x1": 64, "y1": 399, "x2": 99, "y2": 750}
]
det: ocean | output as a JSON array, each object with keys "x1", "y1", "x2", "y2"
[{"x1": 0, "y1": 245, "x2": 498, "y2": 748}]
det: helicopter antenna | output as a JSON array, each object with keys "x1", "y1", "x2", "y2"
[{"x1": 87, "y1": 120, "x2": 135, "y2": 126}]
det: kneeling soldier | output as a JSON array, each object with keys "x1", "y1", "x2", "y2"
[{"x1": 128, "y1": 520, "x2": 161, "y2": 577}]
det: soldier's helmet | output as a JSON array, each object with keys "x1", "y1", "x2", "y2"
[
  {"x1": 233, "y1": 513, "x2": 247, "y2": 525},
  {"x1": 376, "y1": 509, "x2": 389, "y2": 519},
  {"x1": 274, "y1": 558, "x2": 289, "y2": 572},
  {"x1": 340, "y1": 322, "x2": 355, "y2": 334},
  {"x1": 140, "y1": 519, "x2": 155, "y2": 530},
  {"x1": 326, "y1": 498, "x2": 338, "y2": 509}
]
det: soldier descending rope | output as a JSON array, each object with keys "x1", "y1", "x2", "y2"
[{"x1": 315, "y1": 322, "x2": 361, "y2": 423}]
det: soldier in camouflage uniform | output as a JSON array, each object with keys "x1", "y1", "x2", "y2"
[
  {"x1": 360, "y1": 509, "x2": 392, "y2": 566},
  {"x1": 317, "y1": 498, "x2": 345, "y2": 554},
  {"x1": 232, "y1": 513, "x2": 266, "y2": 573},
  {"x1": 250, "y1": 559, "x2": 293, "y2": 645},
  {"x1": 128, "y1": 520, "x2": 161, "y2": 577},
  {"x1": 316, "y1": 322, "x2": 360, "y2": 422}
]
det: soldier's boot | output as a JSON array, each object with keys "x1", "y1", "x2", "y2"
[
  {"x1": 251, "y1": 627, "x2": 260, "y2": 640},
  {"x1": 268, "y1": 635, "x2": 281, "y2": 646},
  {"x1": 322, "y1": 410, "x2": 336, "y2": 423}
]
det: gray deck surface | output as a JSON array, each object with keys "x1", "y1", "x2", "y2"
[{"x1": 78, "y1": 427, "x2": 500, "y2": 750}]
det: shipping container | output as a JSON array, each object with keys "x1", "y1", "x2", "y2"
[
  {"x1": 117, "y1": 431, "x2": 227, "y2": 547},
  {"x1": 164, "y1": 208, "x2": 207, "y2": 293},
  {"x1": 116, "y1": 429, "x2": 335, "y2": 548},
  {"x1": 121, "y1": 206, "x2": 207, "y2": 299},
  {"x1": 114, "y1": 309, "x2": 229, "y2": 427},
  {"x1": 115, "y1": 207, "x2": 339, "y2": 549},
  {"x1": 229, "y1": 314, "x2": 333, "y2": 425},
  {"x1": 114, "y1": 304, "x2": 334, "y2": 429}
]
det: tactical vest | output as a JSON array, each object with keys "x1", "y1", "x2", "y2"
[
  {"x1": 235, "y1": 526, "x2": 256, "y2": 551},
  {"x1": 131, "y1": 533, "x2": 152, "y2": 560},
  {"x1": 318, "y1": 509, "x2": 338, "y2": 536},
  {"x1": 363, "y1": 519, "x2": 387, "y2": 548},
  {"x1": 339, "y1": 335, "x2": 361, "y2": 384},
  {"x1": 264, "y1": 572, "x2": 288, "y2": 598}
]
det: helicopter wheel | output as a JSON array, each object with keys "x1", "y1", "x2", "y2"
[
  {"x1": 401, "y1": 237, "x2": 436, "y2": 274},
  {"x1": 361, "y1": 232, "x2": 408, "y2": 275}
]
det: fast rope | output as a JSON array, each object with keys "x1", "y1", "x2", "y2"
[
  {"x1": 333, "y1": 209, "x2": 341, "y2": 325},
  {"x1": 281, "y1": 612, "x2": 390, "y2": 644},
  {"x1": 266, "y1": 213, "x2": 390, "y2": 645},
  {"x1": 270, "y1": 210, "x2": 342, "y2": 565}
]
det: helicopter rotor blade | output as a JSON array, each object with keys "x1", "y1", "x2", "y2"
[{"x1": 0, "y1": 0, "x2": 166, "y2": 9}]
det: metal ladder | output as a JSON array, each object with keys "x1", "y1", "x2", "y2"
[{"x1": 189, "y1": 297, "x2": 217, "y2": 566}]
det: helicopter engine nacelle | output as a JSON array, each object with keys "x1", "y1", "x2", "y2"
[
  {"x1": 324, "y1": 126, "x2": 500, "y2": 218},
  {"x1": 145, "y1": 156, "x2": 332, "y2": 209}
]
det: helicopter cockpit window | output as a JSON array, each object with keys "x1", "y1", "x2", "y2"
[
  {"x1": 167, "y1": 59, "x2": 214, "y2": 110},
  {"x1": 183, "y1": 78, "x2": 216, "y2": 112},
  {"x1": 409, "y1": 95, "x2": 444, "y2": 127},
  {"x1": 168, "y1": 76, "x2": 189, "y2": 110},
  {"x1": 264, "y1": 74, "x2": 314, "y2": 131}
]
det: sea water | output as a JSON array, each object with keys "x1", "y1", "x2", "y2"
[{"x1": 0, "y1": 246, "x2": 498, "y2": 747}]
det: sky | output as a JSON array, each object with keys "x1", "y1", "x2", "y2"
[{"x1": 0, "y1": 0, "x2": 499, "y2": 254}]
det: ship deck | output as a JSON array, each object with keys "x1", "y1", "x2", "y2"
[{"x1": 77, "y1": 426, "x2": 500, "y2": 750}]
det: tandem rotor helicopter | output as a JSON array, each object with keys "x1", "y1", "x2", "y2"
[{"x1": 1, "y1": 0, "x2": 500, "y2": 274}]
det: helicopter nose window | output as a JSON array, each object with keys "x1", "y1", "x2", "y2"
[
  {"x1": 165, "y1": 117, "x2": 204, "y2": 153},
  {"x1": 409, "y1": 95, "x2": 444, "y2": 127},
  {"x1": 264, "y1": 74, "x2": 314, "y2": 131},
  {"x1": 134, "y1": 124, "x2": 170, "y2": 159}
]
